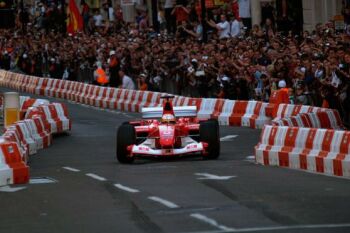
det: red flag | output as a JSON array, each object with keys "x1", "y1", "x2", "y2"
[{"x1": 67, "y1": 0, "x2": 83, "y2": 34}]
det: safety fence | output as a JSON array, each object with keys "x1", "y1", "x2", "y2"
[
  {"x1": 0, "y1": 92, "x2": 71, "y2": 186},
  {"x1": 255, "y1": 125, "x2": 350, "y2": 177},
  {"x1": 0, "y1": 69, "x2": 348, "y2": 179}
]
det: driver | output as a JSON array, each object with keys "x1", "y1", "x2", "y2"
[{"x1": 161, "y1": 114, "x2": 176, "y2": 124}]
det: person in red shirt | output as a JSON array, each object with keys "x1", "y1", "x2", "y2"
[
  {"x1": 81, "y1": 0, "x2": 90, "y2": 32},
  {"x1": 171, "y1": 5, "x2": 189, "y2": 25},
  {"x1": 231, "y1": 0, "x2": 240, "y2": 21}
]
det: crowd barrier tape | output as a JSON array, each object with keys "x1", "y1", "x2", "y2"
[
  {"x1": 1, "y1": 69, "x2": 349, "y2": 179},
  {"x1": 255, "y1": 125, "x2": 350, "y2": 178}
]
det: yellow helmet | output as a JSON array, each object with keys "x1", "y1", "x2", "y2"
[{"x1": 161, "y1": 114, "x2": 176, "y2": 123}]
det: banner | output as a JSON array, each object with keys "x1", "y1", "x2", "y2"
[{"x1": 67, "y1": 0, "x2": 84, "y2": 34}]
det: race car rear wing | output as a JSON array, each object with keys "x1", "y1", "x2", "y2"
[{"x1": 141, "y1": 106, "x2": 197, "y2": 119}]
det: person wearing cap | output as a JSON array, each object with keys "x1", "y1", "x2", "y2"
[
  {"x1": 268, "y1": 78, "x2": 290, "y2": 105},
  {"x1": 137, "y1": 73, "x2": 148, "y2": 91},
  {"x1": 277, "y1": 79, "x2": 290, "y2": 104},
  {"x1": 94, "y1": 61, "x2": 109, "y2": 86},
  {"x1": 109, "y1": 50, "x2": 120, "y2": 87}
]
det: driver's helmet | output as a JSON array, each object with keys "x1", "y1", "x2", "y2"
[{"x1": 161, "y1": 114, "x2": 176, "y2": 124}]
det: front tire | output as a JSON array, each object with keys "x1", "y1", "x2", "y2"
[
  {"x1": 116, "y1": 124, "x2": 136, "y2": 163},
  {"x1": 200, "y1": 120, "x2": 220, "y2": 159}
]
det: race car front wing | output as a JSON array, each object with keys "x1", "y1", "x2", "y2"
[{"x1": 127, "y1": 142, "x2": 208, "y2": 157}]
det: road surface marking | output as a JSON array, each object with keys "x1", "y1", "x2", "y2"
[
  {"x1": 146, "y1": 165, "x2": 178, "y2": 169},
  {"x1": 181, "y1": 223, "x2": 350, "y2": 233},
  {"x1": 190, "y1": 213, "x2": 234, "y2": 231},
  {"x1": 62, "y1": 166, "x2": 80, "y2": 172},
  {"x1": 85, "y1": 173, "x2": 107, "y2": 181},
  {"x1": 195, "y1": 173, "x2": 236, "y2": 180},
  {"x1": 148, "y1": 196, "x2": 179, "y2": 209},
  {"x1": 0, "y1": 186, "x2": 27, "y2": 192},
  {"x1": 29, "y1": 177, "x2": 57, "y2": 184},
  {"x1": 114, "y1": 184, "x2": 140, "y2": 193},
  {"x1": 220, "y1": 135, "x2": 238, "y2": 142},
  {"x1": 243, "y1": 155, "x2": 256, "y2": 163}
]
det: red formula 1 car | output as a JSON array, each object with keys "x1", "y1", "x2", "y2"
[{"x1": 116, "y1": 96, "x2": 220, "y2": 163}]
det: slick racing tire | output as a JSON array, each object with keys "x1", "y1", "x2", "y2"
[
  {"x1": 116, "y1": 123, "x2": 136, "y2": 163},
  {"x1": 199, "y1": 119, "x2": 220, "y2": 159}
]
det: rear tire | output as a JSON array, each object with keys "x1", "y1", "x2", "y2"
[
  {"x1": 200, "y1": 119, "x2": 220, "y2": 159},
  {"x1": 116, "y1": 124, "x2": 136, "y2": 163}
]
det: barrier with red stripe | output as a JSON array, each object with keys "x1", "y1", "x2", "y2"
[
  {"x1": 255, "y1": 125, "x2": 350, "y2": 178},
  {"x1": 2, "y1": 69, "x2": 349, "y2": 180},
  {"x1": 0, "y1": 70, "x2": 275, "y2": 129},
  {"x1": 0, "y1": 72, "x2": 73, "y2": 186},
  {"x1": 272, "y1": 111, "x2": 344, "y2": 130},
  {"x1": 0, "y1": 138, "x2": 29, "y2": 186}
]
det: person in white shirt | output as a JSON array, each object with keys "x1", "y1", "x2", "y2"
[
  {"x1": 238, "y1": 0, "x2": 252, "y2": 30},
  {"x1": 93, "y1": 10, "x2": 103, "y2": 27},
  {"x1": 230, "y1": 15, "x2": 241, "y2": 38},
  {"x1": 207, "y1": 15, "x2": 230, "y2": 39},
  {"x1": 118, "y1": 70, "x2": 135, "y2": 90},
  {"x1": 183, "y1": 21, "x2": 203, "y2": 41}
]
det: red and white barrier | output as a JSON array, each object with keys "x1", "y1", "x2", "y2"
[
  {"x1": 3, "y1": 69, "x2": 350, "y2": 180},
  {"x1": 34, "y1": 103, "x2": 71, "y2": 134},
  {"x1": 10, "y1": 123, "x2": 38, "y2": 155},
  {"x1": 197, "y1": 98, "x2": 220, "y2": 120},
  {"x1": 273, "y1": 104, "x2": 326, "y2": 121},
  {"x1": 0, "y1": 139, "x2": 29, "y2": 186},
  {"x1": 272, "y1": 111, "x2": 344, "y2": 130},
  {"x1": 255, "y1": 125, "x2": 350, "y2": 178},
  {"x1": 216, "y1": 100, "x2": 270, "y2": 128},
  {"x1": 20, "y1": 97, "x2": 50, "y2": 119},
  {"x1": 3, "y1": 129, "x2": 29, "y2": 161}
]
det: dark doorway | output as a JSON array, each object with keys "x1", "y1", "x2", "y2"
[
  {"x1": 0, "y1": 9, "x2": 15, "y2": 29},
  {"x1": 275, "y1": 0, "x2": 303, "y2": 35}
]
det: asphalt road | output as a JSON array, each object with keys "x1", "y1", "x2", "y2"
[{"x1": 1, "y1": 87, "x2": 350, "y2": 233}]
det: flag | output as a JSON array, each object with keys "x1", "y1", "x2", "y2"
[{"x1": 67, "y1": 0, "x2": 83, "y2": 34}]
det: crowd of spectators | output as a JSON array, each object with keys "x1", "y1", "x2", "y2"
[{"x1": 0, "y1": 0, "x2": 350, "y2": 125}]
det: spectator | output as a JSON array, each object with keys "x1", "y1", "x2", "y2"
[
  {"x1": 119, "y1": 69, "x2": 135, "y2": 90},
  {"x1": 229, "y1": 14, "x2": 241, "y2": 38},
  {"x1": 93, "y1": 10, "x2": 103, "y2": 27},
  {"x1": 137, "y1": 73, "x2": 148, "y2": 91},
  {"x1": 108, "y1": 50, "x2": 120, "y2": 87},
  {"x1": 81, "y1": 0, "x2": 90, "y2": 32},
  {"x1": 1, "y1": 3, "x2": 350, "y2": 127},
  {"x1": 172, "y1": 4, "x2": 189, "y2": 25},
  {"x1": 164, "y1": 0, "x2": 176, "y2": 34},
  {"x1": 207, "y1": 14, "x2": 230, "y2": 39}
]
